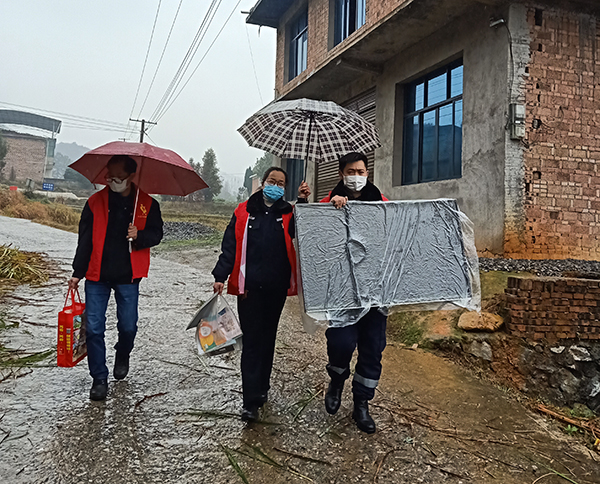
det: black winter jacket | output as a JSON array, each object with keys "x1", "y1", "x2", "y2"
[
  {"x1": 72, "y1": 186, "x2": 163, "y2": 284},
  {"x1": 212, "y1": 191, "x2": 294, "y2": 291}
]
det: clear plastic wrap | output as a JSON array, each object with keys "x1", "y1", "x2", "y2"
[
  {"x1": 186, "y1": 294, "x2": 242, "y2": 356},
  {"x1": 294, "y1": 199, "x2": 481, "y2": 329}
]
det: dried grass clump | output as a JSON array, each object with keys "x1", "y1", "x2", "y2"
[
  {"x1": 45, "y1": 204, "x2": 80, "y2": 226},
  {"x1": 0, "y1": 189, "x2": 26, "y2": 210},
  {"x1": 0, "y1": 245, "x2": 49, "y2": 285},
  {"x1": 3, "y1": 201, "x2": 48, "y2": 220}
]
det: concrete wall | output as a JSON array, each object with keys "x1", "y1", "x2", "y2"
[
  {"x1": 374, "y1": 6, "x2": 510, "y2": 254},
  {"x1": 1, "y1": 132, "x2": 47, "y2": 185}
]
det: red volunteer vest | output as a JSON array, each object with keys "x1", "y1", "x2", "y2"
[
  {"x1": 227, "y1": 200, "x2": 298, "y2": 296},
  {"x1": 85, "y1": 187, "x2": 153, "y2": 282}
]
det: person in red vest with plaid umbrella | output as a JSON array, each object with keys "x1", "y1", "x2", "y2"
[
  {"x1": 69, "y1": 155, "x2": 163, "y2": 401},
  {"x1": 212, "y1": 167, "x2": 310, "y2": 422}
]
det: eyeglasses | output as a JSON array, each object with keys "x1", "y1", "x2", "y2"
[
  {"x1": 264, "y1": 180, "x2": 286, "y2": 188},
  {"x1": 105, "y1": 176, "x2": 125, "y2": 183}
]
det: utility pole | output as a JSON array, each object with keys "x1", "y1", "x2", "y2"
[{"x1": 129, "y1": 118, "x2": 157, "y2": 143}]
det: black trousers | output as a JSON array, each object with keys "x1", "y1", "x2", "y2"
[
  {"x1": 325, "y1": 308, "x2": 387, "y2": 400},
  {"x1": 238, "y1": 287, "x2": 288, "y2": 408}
]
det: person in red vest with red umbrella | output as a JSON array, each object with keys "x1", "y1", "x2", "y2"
[
  {"x1": 69, "y1": 155, "x2": 163, "y2": 401},
  {"x1": 212, "y1": 166, "x2": 310, "y2": 421}
]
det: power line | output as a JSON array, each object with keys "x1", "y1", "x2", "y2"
[
  {"x1": 153, "y1": 0, "x2": 243, "y2": 123},
  {"x1": 149, "y1": 0, "x2": 223, "y2": 122},
  {"x1": 245, "y1": 23, "x2": 264, "y2": 104},
  {"x1": 125, "y1": 0, "x2": 163, "y2": 138},
  {"x1": 136, "y1": 0, "x2": 184, "y2": 119},
  {"x1": 150, "y1": 0, "x2": 222, "y2": 121},
  {"x1": 0, "y1": 101, "x2": 129, "y2": 129}
]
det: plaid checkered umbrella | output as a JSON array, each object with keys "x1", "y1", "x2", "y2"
[{"x1": 238, "y1": 98, "x2": 381, "y2": 168}]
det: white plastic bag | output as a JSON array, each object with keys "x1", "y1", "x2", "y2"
[{"x1": 186, "y1": 294, "x2": 242, "y2": 356}]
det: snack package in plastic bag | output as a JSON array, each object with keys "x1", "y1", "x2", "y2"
[{"x1": 186, "y1": 294, "x2": 242, "y2": 356}]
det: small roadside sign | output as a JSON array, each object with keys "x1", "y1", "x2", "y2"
[{"x1": 42, "y1": 182, "x2": 55, "y2": 191}]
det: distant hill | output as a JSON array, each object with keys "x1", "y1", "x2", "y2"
[
  {"x1": 56, "y1": 142, "x2": 89, "y2": 162},
  {"x1": 53, "y1": 142, "x2": 90, "y2": 178}
]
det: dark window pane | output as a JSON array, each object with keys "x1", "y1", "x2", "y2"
[
  {"x1": 438, "y1": 104, "x2": 453, "y2": 179},
  {"x1": 406, "y1": 82, "x2": 424, "y2": 113},
  {"x1": 415, "y1": 83, "x2": 424, "y2": 111},
  {"x1": 422, "y1": 111, "x2": 436, "y2": 181},
  {"x1": 451, "y1": 65, "x2": 463, "y2": 97},
  {"x1": 427, "y1": 72, "x2": 447, "y2": 106},
  {"x1": 453, "y1": 100, "x2": 463, "y2": 176},
  {"x1": 403, "y1": 115, "x2": 419, "y2": 184},
  {"x1": 289, "y1": 12, "x2": 308, "y2": 80}
]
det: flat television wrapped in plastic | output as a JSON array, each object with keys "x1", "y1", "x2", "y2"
[{"x1": 294, "y1": 199, "x2": 480, "y2": 328}]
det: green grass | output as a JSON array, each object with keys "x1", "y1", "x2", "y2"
[
  {"x1": 0, "y1": 348, "x2": 54, "y2": 368},
  {"x1": 479, "y1": 270, "x2": 536, "y2": 300},
  {"x1": 387, "y1": 311, "x2": 426, "y2": 345}
]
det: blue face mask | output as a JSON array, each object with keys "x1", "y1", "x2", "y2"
[{"x1": 263, "y1": 184, "x2": 285, "y2": 201}]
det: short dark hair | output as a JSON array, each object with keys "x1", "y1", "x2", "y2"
[
  {"x1": 262, "y1": 166, "x2": 288, "y2": 186},
  {"x1": 107, "y1": 155, "x2": 137, "y2": 175},
  {"x1": 339, "y1": 152, "x2": 368, "y2": 172}
]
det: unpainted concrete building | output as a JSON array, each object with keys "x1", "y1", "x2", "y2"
[
  {"x1": 246, "y1": 0, "x2": 600, "y2": 260},
  {"x1": 0, "y1": 110, "x2": 61, "y2": 186},
  {"x1": 0, "y1": 130, "x2": 50, "y2": 185}
]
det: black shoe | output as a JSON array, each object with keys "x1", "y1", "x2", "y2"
[
  {"x1": 90, "y1": 379, "x2": 108, "y2": 401},
  {"x1": 324, "y1": 380, "x2": 344, "y2": 415},
  {"x1": 241, "y1": 406, "x2": 259, "y2": 422},
  {"x1": 113, "y1": 352, "x2": 130, "y2": 380},
  {"x1": 352, "y1": 398, "x2": 376, "y2": 434}
]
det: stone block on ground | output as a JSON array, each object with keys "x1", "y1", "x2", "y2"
[{"x1": 458, "y1": 311, "x2": 504, "y2": 332}]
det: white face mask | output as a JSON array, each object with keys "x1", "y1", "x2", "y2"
[
  {"x1": 109, "y1": 178, "x2": 129, "y2": 193},
  {"x1": 343, "y1": 175, "x2": 367, "y2": 192}
]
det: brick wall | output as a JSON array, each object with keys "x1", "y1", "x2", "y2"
[
  {"x1": 275, "y1": 0, "x2": 404, "y2": 96},
  {"x1": 1, "y1": 133, "x2": 46, "y2": 184},
  {"x1": 506, "y1": 276, "x2": 600, "y2": 341},
  {"x1": 510, "y1": 7, "x2": 600, "y2": 259}
]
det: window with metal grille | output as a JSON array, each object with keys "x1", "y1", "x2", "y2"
[
  {"x1": 402, "y1": 60, "x2": 463, "y2": 185},
  {"x1": 289, "y1": 11, "x2": 308, "y2": 81},
  {"x1": 333, "y1": 0, "x2": 365, "y2": 46}
]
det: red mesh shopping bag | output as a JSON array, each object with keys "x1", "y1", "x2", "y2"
[{"x1": 57, "y1": 289, "x2": 87, "y2": 367}]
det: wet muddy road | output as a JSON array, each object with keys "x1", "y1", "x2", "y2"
[{"x1": 1, "y1": 216, "x2": 598, "y2": 483}]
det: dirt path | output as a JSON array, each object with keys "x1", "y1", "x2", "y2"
[{"x1": 0, "y1": 216, "x2": 598, "y2": 483}]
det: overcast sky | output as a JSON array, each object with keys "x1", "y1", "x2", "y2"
[{"x1": 0, "y1": 0, "x2": 276, "y2": 174}]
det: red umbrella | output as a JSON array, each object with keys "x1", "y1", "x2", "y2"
[{"x1": 68, "y1": 141, "x2": 208, "y2": 196}]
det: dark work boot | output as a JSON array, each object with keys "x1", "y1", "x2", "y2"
[
  {"x1": 241, "y1": 406, "x2": 259, "y2": 422},
  {"x1": 90, "y1": 379, "x2": 108, "y2": 401},
  {"x1": 113, "y1": 352, "x2": 130, "y2": 380},
  {"x1": 324, "y1": 380, "x2": 344, "y2": 415},
  {"x1": 352, "y1": 397, "x2": 376, "y2": 434}
]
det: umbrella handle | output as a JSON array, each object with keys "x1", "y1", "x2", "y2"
[
  {"x1": 129, "y1": 186, "x2": 139, "y2": 254},
  {"x1": 303, "y1": 114, "x2": 314, "y2": 182}
]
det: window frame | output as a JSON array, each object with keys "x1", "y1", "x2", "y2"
[
  {"x1": 333, "y1": 0, "x2": 366, "y2": 47},
  {"x1": 288, "y1": 10, "x2": 308, "y2": 81},
  {"x1": 402, "y1": 59, "x2": 464, "y2": 186}
]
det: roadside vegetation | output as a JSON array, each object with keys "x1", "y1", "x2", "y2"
[
  {"x1": 0, "y1": 187, "x2": 236, "y2": 242},
  {"x1": 0, "y1": 245, "x2": 54, "y2": 378},
  {"x1": 0, "y1": 187, "x2": 80, "y2": 232}
]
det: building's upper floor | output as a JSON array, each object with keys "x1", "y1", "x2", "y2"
[{"x1": 246, "y1": 0, "x2": 599, "y2": 100}]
